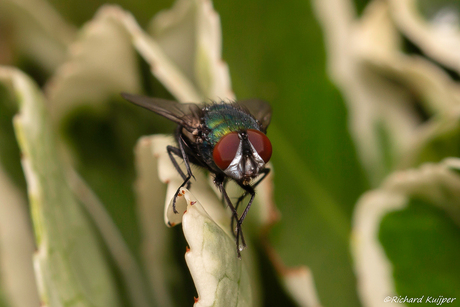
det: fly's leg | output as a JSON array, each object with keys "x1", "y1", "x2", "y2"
[
  {"x1": 167, "y1": 135, "x2": 195, "y2": 214},
  {"x1": 232, "y1": 183, "x2": 255, "y2": 252},
  {"x1": 231, "y1": 168, "x2": 271, "y2": 234},
  {"x1": 215, "y1": 176, "x2": 243, "y2": 258},
  {"x1": 234, "y1": 168, "x2": 270, "y2": 211},
  {"x1": 220, "y1": 179, "x2": 228, "y2": 205},
  {"x1": 167, "y1": 146, "x2": 187, "y2": 181}
]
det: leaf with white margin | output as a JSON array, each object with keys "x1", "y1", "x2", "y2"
[
  {"x1": 181, "y1": 189, "x2": 252, "y2": 307},
  {"x1": 147, "y1": 134, "x2": 262, "y2": 306},
  {"x1": 148, "y1": 0, "x2": 234, "y2": 101},
  {"x1": 352, "y1": 158, "x2": 460, "y2": 307},
  {"x1": 389, "y1": 0, "x2": 460, "y2": 74},
  {"x1": 313, "y1": 0, "x2": 419, "y2": 186},
  {"x1": 45, "y1": 5, "x2": 141, "y2": 123},
  {"x1": 0, "y1": 0, "x2": 75, "y2": 71},
  {"x1": 0, "y1": 67, "x2": 121, "y2": 307},
  {"x1": 355, "y1": 0, "x2": 460, "y2": 115},
  {"x1": 0, "y1": 164, "x2": 39, "y2": 307}
]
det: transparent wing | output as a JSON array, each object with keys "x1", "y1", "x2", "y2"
[
  {"x1": 238, "y1": 99, "x2": 272, "y2": 132},
  {"x1": 121, "y1": 93, "x2": 203, "y2": 131}
]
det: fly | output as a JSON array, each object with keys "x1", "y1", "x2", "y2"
[{"x1": 121, "y1": 93, "x2": 272, "y2": 258}]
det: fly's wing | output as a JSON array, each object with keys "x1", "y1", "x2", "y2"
[
  {"x1": 238, "y1": 99, "x2": 272, "y2": 132},
  {"x1": 121, "y1": 93, "x2": 203, "y2": 132}
]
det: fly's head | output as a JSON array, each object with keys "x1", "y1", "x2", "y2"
[{"x1": 212, "y1": 129, "x2": 272, "y2": 185}]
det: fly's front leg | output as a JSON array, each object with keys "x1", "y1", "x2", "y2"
[
  {"x1": 215, "y1": 176, "x2": 243, "y2": 258},
  {"x1": 167, "y1": 135, "x2": 195, "y2": 214},
  {"x1": 234, "y1": 168, "x2": 271, "y2": 212},
  {"x1": 230, "y1": 168, "x2": 271, "y2": 253},
  {"x1": 232, "y1": 183, "x2": 256, "y2": 251}
]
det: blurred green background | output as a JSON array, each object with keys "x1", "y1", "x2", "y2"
[{"x1": 4, "y1": 0, "x2": 378, "y2": 306}]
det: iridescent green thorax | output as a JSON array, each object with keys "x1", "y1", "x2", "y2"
[{"x1": 204, "y1": 103, "x2": 260, "y2": 146}]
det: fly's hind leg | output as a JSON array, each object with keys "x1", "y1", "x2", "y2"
[{"x1": 167, "y1": 136, "x2": 195, "y2": 214}]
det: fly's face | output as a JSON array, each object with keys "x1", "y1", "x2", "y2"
[{"x1": 212, "y1": 129, "x2": 272, "y2": 184}]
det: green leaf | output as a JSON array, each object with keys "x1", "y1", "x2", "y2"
[
  {"x1": 352, "y1": 158, "x2": 460, "y2": 305},
  {"x1": 1, "y1": 67, "x2": 121, "y2": 307},
  {"x1": 379, "y1": 198, "x2": 460, "y2": 298},
  {"x1": 0, "y1": 69, "x2": 39, "y2": 307}
]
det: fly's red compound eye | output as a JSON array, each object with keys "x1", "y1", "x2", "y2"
[
  {"x1": 213, "y1": 132, "x2": 240, "y2": 170},
  {"x1": 247, "y1": 129, "x2": 272, "y2": 163}
]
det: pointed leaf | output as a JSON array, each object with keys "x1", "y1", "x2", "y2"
[
  {"x1": 0, "y1": 75, "x2": 39, "y2": 307},
  {"x1": 182, "y1": 189, "x2": 252, "y2": 307},
  {"x1": 0, "y1": 67, "x2": 121, "y2": 307}
]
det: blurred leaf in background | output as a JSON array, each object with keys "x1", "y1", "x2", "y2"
[{"x1": 317, "y1": 0, "x2": 460, "y2": 306}]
